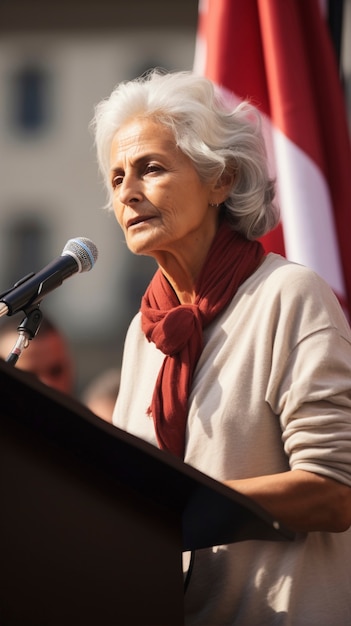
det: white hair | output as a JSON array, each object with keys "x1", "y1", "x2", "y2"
[{"x1": 91, "y1": 69, "x2": 279, "y2": 240}]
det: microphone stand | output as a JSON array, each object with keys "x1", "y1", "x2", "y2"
[
  {"x1": 0, "y1": 271, "x2": 36, "y2": 319},
  {"x1": 5, "y1": 307, "x2": 43, "y2": 367}
]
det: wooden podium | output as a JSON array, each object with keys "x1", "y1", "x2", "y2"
[{"x1": 0, "y1": 359, "x2": 293, "y2": 625}]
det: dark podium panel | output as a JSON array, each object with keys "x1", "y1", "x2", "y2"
[{"x1": 0, "y1": 359, "x2": 293, "y2": 625}]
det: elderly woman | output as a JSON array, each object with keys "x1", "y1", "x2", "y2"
[{"x1": 92, "y1": 70, "x2": 351, "y2": 625}]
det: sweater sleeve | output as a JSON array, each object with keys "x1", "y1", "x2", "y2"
[
  {"x1": 280, "y1": 330, "x2": 351, "y2": 485},
  {"x1": 266, "y1": 265, "x2": 351, "y2": 486}
]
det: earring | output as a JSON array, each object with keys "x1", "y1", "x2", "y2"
[{"x1": 209, "y1": 202, "x2": 219, "y2": 208}]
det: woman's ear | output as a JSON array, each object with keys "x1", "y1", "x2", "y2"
[{"x1": 210, "y1": 169, "x2": 235, "y2": 205}]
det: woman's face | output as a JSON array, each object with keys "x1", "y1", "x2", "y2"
[{"x1": 109, "y1": 117, "x2": 220, "y2": 264}]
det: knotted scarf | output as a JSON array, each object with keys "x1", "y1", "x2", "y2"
[{"x1": 140, "y1": 220, "x2": 265, "y2": 458}]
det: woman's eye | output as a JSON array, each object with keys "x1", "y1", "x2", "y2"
[
  {"x1": 112, "y1": 175, "x2": 123, "y2": 188},
  {"x1": 145, "y1": 164, "x2": 162, "y2": 174}
]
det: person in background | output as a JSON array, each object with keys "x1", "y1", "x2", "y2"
[
  {"x1": 92, "y1": 69, "x2": 351, "y2": 625},
  {"x1": 82, "y1": 367, "x2": 120, "y2": 423},
  {"x1": 0, "y1": 314, "x2": 75, "y2": 395}
]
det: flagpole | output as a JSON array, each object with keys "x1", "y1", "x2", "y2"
[{"x1": 327, "y1": 0, "x2": 345, "y2": 74}]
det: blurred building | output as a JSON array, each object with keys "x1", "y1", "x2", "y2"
[
  {"x1": 0, "y1": 0, "x2": 350, "y2": 391},
  {"x1": 0, "y1": 0, "x2": 199, "y2": 390}
]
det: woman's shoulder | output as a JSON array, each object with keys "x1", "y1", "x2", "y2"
[
  {"x1": 257, "y1": 253, "x2": 341, "y2": 297},
  {"x1": 250, "y1": 253, "x2": 350, "y2": 337},
  {"x1": 260, "y1": 252, "x2": 324, "y2": 280}
]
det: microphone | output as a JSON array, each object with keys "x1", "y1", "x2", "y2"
[{"x1": 0, "y1": 237, "x2": 98, "y2": 317}]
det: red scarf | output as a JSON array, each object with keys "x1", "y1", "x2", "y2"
[{"x1": 140, "y1": 220, "x2": 265, "y2": 458}]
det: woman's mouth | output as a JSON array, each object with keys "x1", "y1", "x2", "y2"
[{"x1": 126, "y1": 215, "x2": 154, "y2": 228}]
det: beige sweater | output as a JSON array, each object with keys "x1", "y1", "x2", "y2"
[{"x1": 113, "y1": 253, "x2": 351, "y2": 625}]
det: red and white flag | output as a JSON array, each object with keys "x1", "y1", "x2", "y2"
[{"x1": 194, "y1": 0, "x2": 351, "y2": 315}]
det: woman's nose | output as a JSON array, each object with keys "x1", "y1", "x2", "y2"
[{"x1": 118, "y1": 173, "x2": 143, "y2": 205}]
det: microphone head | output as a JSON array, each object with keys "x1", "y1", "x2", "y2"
[{"x1": 62, "y1": 237, "x2": 98, "y2": 273}]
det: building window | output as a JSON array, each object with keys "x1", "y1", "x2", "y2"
[
  {"x1": 4, "y1": 215, "x2": 48, "y2": 288},
  {"x1": 9, "y1": 64, "x2": 51, "y2": 135}
]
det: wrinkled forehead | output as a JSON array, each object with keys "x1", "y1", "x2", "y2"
[{"x1": 109, "y1": 117, "x2": 179, "y2": 165}]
